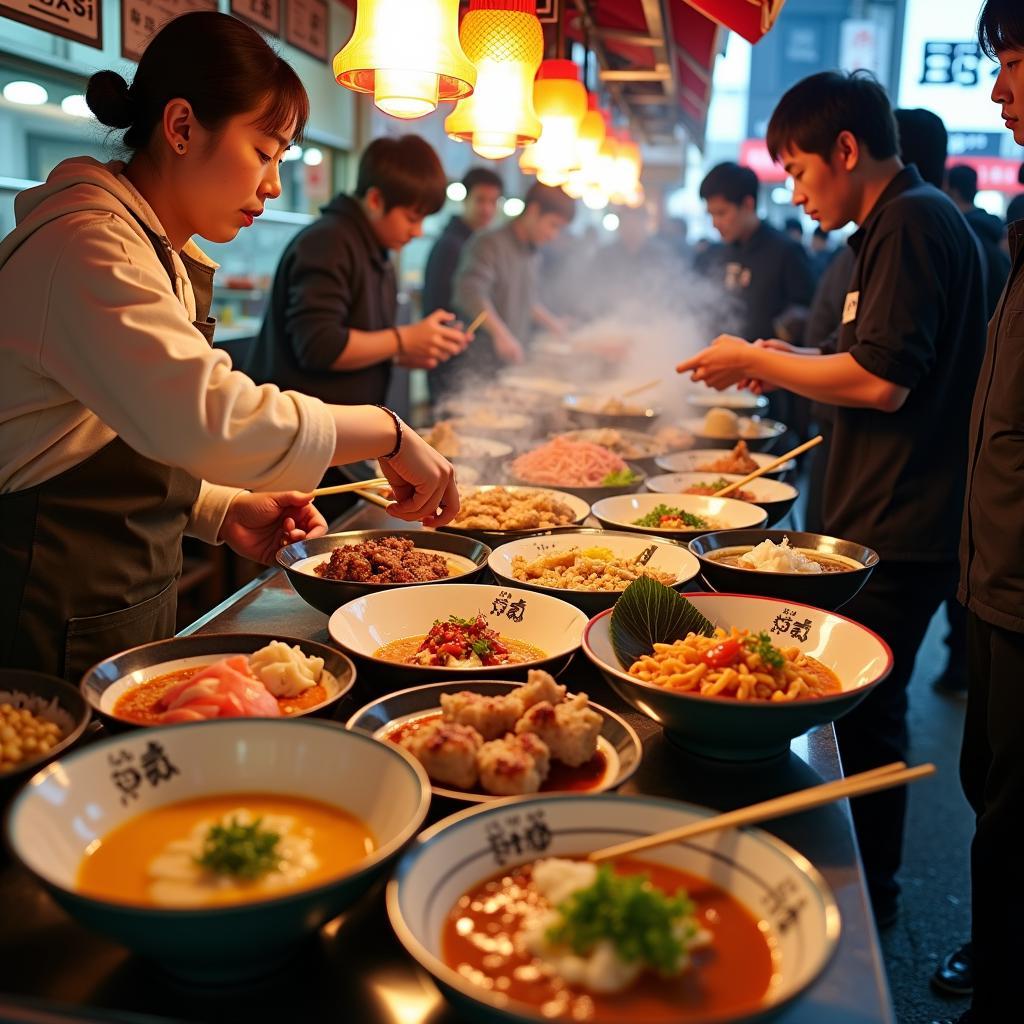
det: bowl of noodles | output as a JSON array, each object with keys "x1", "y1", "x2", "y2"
[
  {"x1": 506, "y1": 438, "x2": 646, "y2": 503},
  {"x1": 583, "y1": 588, "x2": 892, "y2": 761},
  {"x1": 562, "y1": 393, "x2": 660, "y2": 431}
]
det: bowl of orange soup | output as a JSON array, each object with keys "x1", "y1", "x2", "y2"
[
  {"x1": 388, "y1": 793, "x2": 840, "y2": 1024},
  {"x1": 6, "y1": 719, "x2": 430, "y2": 982}
]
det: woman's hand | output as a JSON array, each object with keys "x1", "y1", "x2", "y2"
[
  {"x1": 676, "y1": 334, "x2": 758, "y2": 390},
  {"x1": 378, "y1": 426, "x2": 460, "y2": 527},
  {"x1": 219, "y1": 491, "x2": 327, "y2": 565}
]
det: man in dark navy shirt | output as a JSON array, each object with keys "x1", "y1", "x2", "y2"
[
  {"x1": 421, "y1": 167, "x2": 503, "y2": 317},
  {"x1": 678, "y1": 71, "x2": 987, "y2": 930}
]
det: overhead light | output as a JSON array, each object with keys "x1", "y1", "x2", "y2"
[
  {"x1": 282, "y1": 146, "x2": 304, "y2": 162},
  {"x1": 445, "y1": 0, "x2": 543, "y2": 160},
  {"x1": 446, "y1": 181, "x2": 468, "y2": 202},
  {"x1": 575, "y1": 94, "x2": 607, "y2": 167},
  {"x1": 602, "y1": 213, "x2": 620, "y2": 231},
  {"x1": 302, "y1": 148, "x2": 323, "y2": 167},
  {"x1": 583, "y1": 187, "x2": 609, "y2": 211},
  {"x1": 334, "y1": 0, "x2": 476, "y2": 120},
  {"x1": 503, "y1": 197, "x2": 525, "y2": 217},
  {"x1": 771, "y1": 186, "x2": 792, "y2": 204},
  {"x1": 60, "y1": 94, "x2": 92, "y2": 118},
  {"x1": 528, "y1": 59, "x2": 586, "y2": 186},
  {"x1": 3, "y1": 81, "x2": 48, "y2": 106}
]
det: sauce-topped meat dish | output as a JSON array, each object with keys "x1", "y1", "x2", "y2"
[{"x1": 314, "y1": 536, "x2": 452, "y2": 584}]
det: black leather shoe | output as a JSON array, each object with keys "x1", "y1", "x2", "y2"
[
  {"x1": 870, "y1": 889, "x2": 899, "y2": 930},
  {"x1": 931, "y1": 942, "x2": 974, "y2": 996}
]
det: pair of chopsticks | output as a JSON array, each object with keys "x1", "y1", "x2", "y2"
[
  {"x1": 713, "y1": 434, "x2": 823, "y2": 498},
  {"x1": 465, "y1": 309, "x2": 488, "y2": 335},
  {"x1": 620, "y1": 378, "x2": 661, "y2": 399},
  {"x1": 310, "y1": 476, "x2": 388, "y2": 499},
  {"x1": 588, "y1": 761, "x2": 934, "y2": 862}
]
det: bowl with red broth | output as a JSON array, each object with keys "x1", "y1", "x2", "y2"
[
  {"x1": 583, "y1": 593, "x2": 893, "y2": 761},
  {"x1": 346, "y1": 679, "x2": 642, "y2": 804},
  {"x1": 80, "y1": 633, "x2": 356, "y2": 729},
  {"x1": 6, "y1": 718, "x2": 430, "y2": 982},
  {"x1": 387, "y1": 793, "x2": 840, "y2": 1024}
]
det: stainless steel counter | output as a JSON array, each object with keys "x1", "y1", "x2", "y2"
[{"x1": 0, "y1": 501, "x2": 894, "y2": 1024}]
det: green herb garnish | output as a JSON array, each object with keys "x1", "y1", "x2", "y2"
[
  {"x1": 633, "y1": 504, "x2": 708, "y2": 529},
  {"x1": 601, "y1": 468, "x2": 639, "y2": 486},
  {"x1": 196, "y1": 817, "x2": 281, "y2": 880},
  {"x1": 610, "y1": 576, "x2": 716, "y2": 669},
  {"x1": 743, "y1": 630, "x2": 785, "y2": 670},
  {"x1": 546, "y1": 865, "x2": 696, "y2": 975}
]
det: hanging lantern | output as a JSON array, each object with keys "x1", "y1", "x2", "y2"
[
  {"x1": 530, "y1": 59, "x2": 586, "y2": 187},
  {"x1": 445, "y1": 0, "x2": 543, "y2": 160},
  {"x1": 609, "y1": 131, "x2": 642, "y2": 203},
  {"x1": 334, "y1": 0, "x2": 476, "y2": 120},
  {"x1": 575, "y1": 94, "x2": 606, "y2": 167},
  {"x1": 519, "y1": 141, "x2": 540, "y2": 175}
]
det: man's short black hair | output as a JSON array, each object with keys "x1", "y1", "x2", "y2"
[
  {"x1": 523, "y1": 182, "x2": 576, "y2": 222},
  {"x1": 766, "y1": 70, "x2": 899, "y2": 164},
  {"x1": 979, "y1": 0, "x2": 1024, "y2": 59},
  {"x1": 355, "y1": 135, "x2": 446, "y2": 214},
  {"x1": 462, "y1": 167, "x2": 503, "y2": 195},
  {"x1": 947, "y1": 164, "x2": 979, "y2": 203},
  {"x1": 894, "y1": 108, "x2": 948, "y2": 189},
  {"x1": 1007, "y1": 193, "x2": 1024, "y2": 223},
  {"x1": 699, "y1": 162, "x2": 759, "y2": 205}
]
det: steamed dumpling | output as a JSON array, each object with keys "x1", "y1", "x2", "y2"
[{"x1": 248, "y1": 642, "x2": 324, "y2": 698}]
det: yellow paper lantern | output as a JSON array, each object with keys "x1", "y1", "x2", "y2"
[
  {"x1": 576, "y1": 93, "x2": 606, "y2": 166},
  {"x1": 334, "y1": 0, "x2": 476, "y2": 120},
  {"x1": 445, "y1": 0, "x2": 543, "y2": 160},
  {"x1": 531, "y1": 59, "x2": 586, "y2": 187}
]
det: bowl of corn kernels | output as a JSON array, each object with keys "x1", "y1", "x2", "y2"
[{"x1": 0, "y1": 670, "x2": 91, "y2": 789}]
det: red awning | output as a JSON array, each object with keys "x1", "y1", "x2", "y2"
[{"x1": 681, "y1": 0, "x2": 786, "y2": 45}]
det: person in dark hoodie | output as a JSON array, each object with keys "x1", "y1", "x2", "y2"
[
  {"x1": 946, "y1": 163, "x2": 1012, "y2": 316},
  {"x1": 421, "y1": 166, "x2": 503, "y2": 317},
  {"x1": 248, "y1": 135, "x2": 471, "y2": 407}
]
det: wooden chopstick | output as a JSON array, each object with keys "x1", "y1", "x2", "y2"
[
  {"x1": 466, "y1": 309, "x2": 488, "y2": 335},
  {"x1": 588, "y1": 761, "x2": 934, "y2": 862},
  {"x1": 310, "y1": 477, "x2": 388, "y2": 498},
  {"x1": 713, "y1": 434, "x2": 823, "y2": 497},
  {"x1": 353, "y1": 488, "x2": 392, "y2": 509},
  {"x1": 621, "y1": 378, "x2": 661, "y2": 398}
]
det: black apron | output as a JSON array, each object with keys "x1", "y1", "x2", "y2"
[{"x1": 0, "y1": 218, "x2": 218, "y2": 682}]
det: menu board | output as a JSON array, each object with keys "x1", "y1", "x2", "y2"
[
  {"x1": 230, "y1": 0, "x2": 279, "y2": 36},
  {"x1": 284, "y1": 0, "x2": 327, "y2": 62},
  {"x1": 0, "y1": 0, "x2": 103, "y2": 48},
  {"x1": 121, "y1": 0, "x2": 216, "y2": 62}
]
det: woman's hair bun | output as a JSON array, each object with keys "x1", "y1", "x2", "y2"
[{"x1": 85, "y1": 70, "x2": 135, "y2": 129}]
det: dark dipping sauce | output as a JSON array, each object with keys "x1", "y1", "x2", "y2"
[
  {"x1": 386, "y1": 713, "x2": 608, "y2": 794},
  {"x1": 442, "y1": 858, "x2": 775, "y2": 1021}
]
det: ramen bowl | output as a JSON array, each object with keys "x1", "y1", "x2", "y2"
[
  {"x1": 646, "y1": 473, "x2": 799, "y2": 528},
  {"x1": 689, "y1": 530, "x2": 879, "y2": 611},
  {"x1": 277, "y1": 530, "x2": 490, "y2": 615},
  {"x1": 682, "y1": 416, "x2": 787, "y2": 453},
  {"x1": 583, "y1": 593, "x2": 892, "y2": 761},
  {"x1": 6, "y1": 719, "x2": 430, "y2": 982},
  {"x1": 436, "y1": 485, "x2": 591, "y2": 546},
  {"x1": 0, "y1": 670, "x2": 91, "y2": 794},
  {"x1": 591, "y1": 492, "x2": 767, "y2": 539},
  {"x1": 506, "y1": 462, "x2": 647, "y2": 504},
  {"x1": 488, "y1": 529, "x2": 700, "y2": 615},
  {"x1": 79, "y1": 633, "x2": 356, "y2": 729},
  {"x1": 562, "y1": 393, "x2": 661, "y2": 431},
  {"x1": 328, "y1": 583, "x2": 589, "y2": 688},
  {"x1": 388, "y1": 792, "x2": 840, "y2": 1024},
  {"x1": 556, "y1": 428, "x2": 690, "y2": 476},
  {"x1": 347, "y1": 680, "x2": 642, "y2": 804}
]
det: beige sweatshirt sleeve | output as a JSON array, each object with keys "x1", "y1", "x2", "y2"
[
  {"x1": 40, "y1": 215, "x2": 335, "y2": 491},
  {"x1": 186, "y1": 481, "x2": 244, "y2": 544}
]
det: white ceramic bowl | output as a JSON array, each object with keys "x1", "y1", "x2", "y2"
[
  {"x1": 584, "y1": 593, "x2": 893, "y2": 760},
  {"x1": 328, "y1": 583, "x2": 589, "y2": 688},
  {"x1": 592, "y1": 492, "x2": 768, "y2": 538},
  {"x1": 656, "y1": 449, "x2": 797, "y2": 478},
  {"x1": 6, "y1": 719, "x2": 430, "y2": 981},
  {"x1": 388, "y1": 793, "x2": 840, "y2": 1024},
  {"x1": 488, "y1": 530, "x2": 700, "y2": 615},
  {"x1": 681, "y1": 416, "x2": 787, "y2": 452},
  {"x1": 646, "y1": 472, "x2": 799, "y2": 528},
  {"x1": 346, "y1": 680, "x2": 643, "y2": 804}
]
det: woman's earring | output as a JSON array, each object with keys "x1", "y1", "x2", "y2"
[{"x1": 177, "y1": 143, "x2": 185, "y2": 152}]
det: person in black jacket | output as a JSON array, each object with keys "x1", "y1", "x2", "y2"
[
  {"x1": 421, "y1": 167, "x2": 502, "y2": 317},
  {"x1": 947, "y1": 163, "x2": 1012, "y2": 316},
  {"x1": 678, "y1": 71, "x2": 987, "y2": 931},
  {"x1": 248, "y1": 136, "x2": 470, "y2": 407}
]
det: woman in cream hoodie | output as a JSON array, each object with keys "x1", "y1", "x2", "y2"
[{"x1": 0, "y1": 12, "x2": 458, "y2": 681}]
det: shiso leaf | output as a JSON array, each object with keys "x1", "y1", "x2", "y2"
[{"x1": 610, "y1": 576, "x2": 716, "y2": 669}]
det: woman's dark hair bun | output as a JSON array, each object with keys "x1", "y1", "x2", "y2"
[{"x1": 85, "y1": 70, "x2": 135, "y2": 129}]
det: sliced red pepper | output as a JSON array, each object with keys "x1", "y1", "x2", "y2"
[{"x1": 701, "y1": 639, "x2": 742, "y2": 669}]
